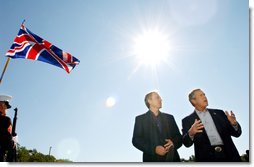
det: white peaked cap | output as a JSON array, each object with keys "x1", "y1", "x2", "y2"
[{"x1": 0, "y1": 95, "x2": 12, "y2": 102}]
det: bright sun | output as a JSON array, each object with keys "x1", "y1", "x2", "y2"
[{"x1": 132, "y1": 29, "x2": 171, "y2": 68}]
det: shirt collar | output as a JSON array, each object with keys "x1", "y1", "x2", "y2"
[
  {"x1": 195, "y1": 108, "x2": 208, "y2": 115},
  {"x1": 149, "y1": 110, "x2": 161, "y2": 118}
]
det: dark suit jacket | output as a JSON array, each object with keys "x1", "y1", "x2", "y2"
[
  {"x1": 182, "y1": 108, "x2": 242, "y2": 162},
  {"x1": 132, "y1": 111, "x2": 182, "y2": 162}
]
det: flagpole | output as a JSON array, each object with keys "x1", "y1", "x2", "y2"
[
  {"x1": 0, "y1": 20, "x2": 25, "y2": 85},
  {"x1": 0, "y1": 57, "x2": 11, "y2": 84}
]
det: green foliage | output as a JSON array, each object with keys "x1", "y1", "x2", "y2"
[
  {"x1": 16, "y1": 144, "x2": 72, "y2": 162},
  {"x1": 240, "y1": 153, "x2": 249, "y2": 162},
  {"x1": 15, "y1": 145, "x2": 249, "y2": 162}
]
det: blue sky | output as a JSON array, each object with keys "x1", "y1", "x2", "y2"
[{"x1": 0, "y1": 0, "x2": 249, "y2": 162}]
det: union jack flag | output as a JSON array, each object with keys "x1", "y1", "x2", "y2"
[{"x1": 6, "y1": 23, "x2": 80, "y2": 73}]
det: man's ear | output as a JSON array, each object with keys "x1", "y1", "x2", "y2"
[
  {"x1": 191, "y1": 99, "x2": 196, "y2": 106},
  {"x1": 148, "y1": 98, "x2": 152, "y2": 106}
]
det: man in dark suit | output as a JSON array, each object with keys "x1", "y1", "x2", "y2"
[
  {"x1": 182, "y1": 89, "x2": 242, "y2": 162},
  {"x1": 132, "y1": 91, "x2": 182, "y2": 162}
]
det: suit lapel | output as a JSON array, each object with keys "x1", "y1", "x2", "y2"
[
  {"x1": 146, "y1": 111, "x2": 161, "y2": 142},
  {"x1": 147, "y1": 111, "x2": 158, "y2": 131},
  {"x1": 192, "y1": 111, "x2": 210, "y2": 141},
  {"x1": 160, "y1": 113, "x2": 169, "y2": 138},
  {"x1": 190, "y1": 111, "x2": 200, "y2": 126},
  {"x1": 147, "y1": 111, "x2": 166, "y2": 145}
]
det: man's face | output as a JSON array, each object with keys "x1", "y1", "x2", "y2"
[
  {"x1": 192, "y1": 90, "x2": 208, "y2": 109},
  {"x1": 0, "y1": 102, "x2": 7, "y2": 115},
  {"x1": 148, "y1": 92, "x2": 162, "y2": 109}
]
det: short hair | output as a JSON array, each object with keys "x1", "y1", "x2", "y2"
[
  {"x1": 144, "y1": 92, "x2": 156, "y2": 109},
  {"x1": 188, "y1": 89, "x2": 201, "y2": 106}
]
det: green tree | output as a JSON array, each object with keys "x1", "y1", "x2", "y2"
[
  {"x1": 240, "y1": 154, "x2": 249, "y2": 162},
  {"x1": 16, "y1": 145, "x2": 30, "y2": 162},
  {"x1": 16, "y1": 144, "x2": 71, "y2": 162}
]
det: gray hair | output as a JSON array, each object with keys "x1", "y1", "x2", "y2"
[
  {"x1": 144, "y1": 92, "x2": 156, "y2": 109},
  {"x1": 188, "y1": 89, "x2": 201, "y2": 106}
]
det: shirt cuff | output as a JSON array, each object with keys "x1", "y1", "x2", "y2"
[
  {"x1": 232, "y1": 123, "x2": 239, "y2": 131},
  {"x1": 188, "y1": 132, "x2": 194, "y2": 141}
]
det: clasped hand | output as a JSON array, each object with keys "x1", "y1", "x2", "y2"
[{"x1": 155, "y1": 139, "x2": 174, "y2": 156}]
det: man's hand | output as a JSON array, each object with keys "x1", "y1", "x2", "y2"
[
  {"x1": 225, "y1": 111, "x2": 237, "y2": 126},
  {"x1": 188, "y1": 119, "x2": 204, "y2": 137},
  {"x1": 155, "y1": 146, "x2": 168, "y2": 156},
  {"x1": 164, "y1": 139, "x2": 174, "y2": 152},
  {"x1": 12, "y1": 136, "x2": 18, "y2": 148}
]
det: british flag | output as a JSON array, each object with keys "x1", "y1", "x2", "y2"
[{"x1": 6, "y1": 23, "x2": 80, "y2": 73}]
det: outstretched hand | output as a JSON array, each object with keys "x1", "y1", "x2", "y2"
[
  {"x1": 188, "y1": 119, "x2": 204, "y2": 137},
  {"x1": 225, "y1": 111, "x2": 237, "y2": 126}
]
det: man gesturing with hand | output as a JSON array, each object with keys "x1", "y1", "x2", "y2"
[
  {"x1": 182, "y1": 89, "x2": 242, "y2": 162},
  {"x1": 188, "y1": 119, "x2": 204, "y2": 138}
]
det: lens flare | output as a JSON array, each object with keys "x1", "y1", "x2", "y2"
[{"x1": 105, "y1": 97, "x2": 116, "y2": 108}]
